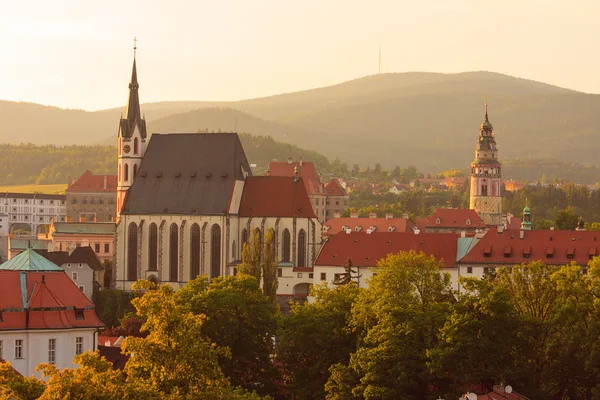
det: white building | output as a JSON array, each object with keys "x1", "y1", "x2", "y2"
[
  {"x1": 0, "y1": 193, "x2": 67, "y2": 236},
  {"x1": 0, "y1": 249, "x2": 104, "y2": 377}
]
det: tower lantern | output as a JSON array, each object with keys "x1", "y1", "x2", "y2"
[{"x1": 469, "y1": 103, "x2": 503, "y2": 225}]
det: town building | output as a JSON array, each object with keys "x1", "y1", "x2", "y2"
[
  {"x1": 268, "y1": 160, "x2": 349, "y2": 222},
  {"x1": 0, "y1": 249, "x2": 103, "y2": 377},
  {"x1": 114, "y1": 52, "x2": 322, "y2": 295},
  {"x1": 47, "y1": 220, "x2": 116, "y2": 264},
  {"x1": 66, "y1": 170, "x2": 118, "y2": 222},
  {"x1": 7, "y1": 237, "x2": 50, "y2": 260},
  {"x1": 0, "y1": 193, "x2": 66, "y2": 236},
  {"x1": 457, "y1": 227, "x2": 600, "y2": 281},
  {"x1": 418, "y1": 208, "x2": 486, "y2": 234},
  {"x1": 322, "y1": 213, "x2": 416, "y2": 240},
  {"x1": 469, "y1": 105, "x2": 503, "y2": 225},
  {"x1": 39, "y1": 247, "x2": 105, "y2": 299},
  {"x1": 314, "y1": 231, "x2": 459, "y2": 290}
]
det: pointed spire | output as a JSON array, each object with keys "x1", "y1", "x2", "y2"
[{"x1": 121, "y1": 37, "x2": 145, "y2": 139}]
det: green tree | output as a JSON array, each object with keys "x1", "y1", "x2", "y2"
[
  {"x1": 277, "y1": 283, "x2": 360, "y2": 400},
  {"x1": 262, "y1": 229, "x2": 279, "y2": 303},
  {"x1": 240, "y1": 230, "x2": 262, "y2": 280},
  {"x1": 176, "y1": 275, "x2": 279, "y2": 396},
  {"x1": 555, "y1": 206, "x2": 580, "y2": 230},
  {"x1": 329, "y1": 251, "x2": 453, "y2": 400}
]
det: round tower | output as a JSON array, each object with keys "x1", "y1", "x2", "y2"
[
  {"x1": 521, "y1": 203, "x2": 532, "y2": 230},
  {"x1": 469, "y1": 104, "x2": 503, "y2": 226}
]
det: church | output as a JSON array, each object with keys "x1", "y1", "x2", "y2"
[{"x1": 113, "y1": 51, "x2": 321, "y2": 295}]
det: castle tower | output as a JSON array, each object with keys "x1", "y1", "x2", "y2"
[
  {"x1": 469, "y1": 104, "x2": 502, "y2": 225},
  {"x1": 117, "y1": 40, "x2": 147, "y2": 220}
]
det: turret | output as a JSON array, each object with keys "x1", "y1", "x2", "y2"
[{"x1": 521, "y1": 203, "x2": 532, "y2": 230}]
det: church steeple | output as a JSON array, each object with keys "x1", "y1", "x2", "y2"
[{"x1": 117, "y1": 38, "x2": 147, "y2": 220}]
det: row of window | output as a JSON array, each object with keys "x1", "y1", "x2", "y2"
[
  {"x1": 126, "y1": 223, "x2": 309, "y2": 282},
  {"x1": 71, "y1": 199, "x2": 114, "y2": 205},
  {"x1": 10, "y1": 215, "x2": 64, "y2": 222},
  {"x1": 7, "y1": 199, "x2": 65, "y2": 205},
  {"x1": 0, "y1": 337, "x2": 84, "y2": 363}
]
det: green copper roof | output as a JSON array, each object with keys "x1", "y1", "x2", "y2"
[
  {"x1": 0, "y1": 249, "x2": 63, "y2": 271},
  {"x1": 10, "y1": 239, "x2": 48, "y2": 251},
  {"x1": 523, "y1": 205, "x2": 531, "y2": 214},
  {"x1": 457, "y1": 237, "x2": 480, "y2": 261}
]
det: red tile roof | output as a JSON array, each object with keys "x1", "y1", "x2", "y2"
[
  {"x1": 315, "y1": 231, "x2": 458, "y2": 268},
  {"x1": 0, "y1": 270, "x2": 104, "y2": 331},
  {"x1": 425, "y1": 208, "x2": 486, "y2": 229},
  {"x1": 459, "y1": 228, "x2": 600, "y2": 266},
  {"x1": 325, "y1": 179, "x2": 347, "y2": 196},
  {"x1": 67, "y1": 170, "x2": 118, "y2": 193},
  {"x1": 505, "y1": 216, "x2": 523, "y2": 230},
  {"x1": 239, "y1": 176, "x2": 317, "y2": 218},
  {"x1": 268, "y1": 161, "x2": 323, "y2": 195},
  {"x1": 323, "y1": 217, "x2": 415, "y2": 237},
  {"x1": 476, "y1": 389, "x2": 530, "y2": 399}
]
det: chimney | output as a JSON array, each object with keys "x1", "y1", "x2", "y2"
[
  {"x1": 103, "y1": 175, "x2": 107, "y2": 190},
  {"x1": 299, "y1": 157, "x2": 303, "y2": 166},
  {"x1": 461, "y1": 230, "x2": 466, "y2": 238},
  {"x1": 493, "y1": 385, "x2": 506, "y2": 394},
  {"x1": 385, "y1": 212, "x2": 393, "y2": 220},
  {"x1": 550, "y1": 226, "x2": 555, "y2": 230},
  {"x1": 520, "y1": 230, "x2": 525, "y2": 239},
  {"x1": 333, "y1": 211, "x2": 341, "y2": 218},
  {"x1": 413, "y1": 229, "x2": 420, "y2": 235},
  {"x1": 350, "y1": 211, "x2": 359, "y2": 218},
  {"x1": 498, "y1": 225, "x2": 504, "y2": 234},
  {"x1": 369, "y1": 212, "x2": 377, "y2": 219},
  {"x1": 402, "y1": 212, "x2": 410, "y2": 219},
  {"x1": 288, "y1": 157, "x2": 292, "y2": 164}
]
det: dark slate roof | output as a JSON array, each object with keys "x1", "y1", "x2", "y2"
[
  {"x1": 66, "y1": 247, "x2": 104, "y2": 271},
  {"x1": 123, "y1": 133, "x2": 252, "y2": 215},
  {"x1": 37, "y1": 250, "x2": 69, "y2": 266}
]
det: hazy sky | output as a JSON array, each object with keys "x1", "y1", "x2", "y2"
[{"x1": 0, "y1": 0, "x2": 597, "y2": 110}]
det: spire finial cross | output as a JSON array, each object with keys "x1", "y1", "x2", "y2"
[{"x1": 133, "y1": 37, "x2": 138, "y2": 56}]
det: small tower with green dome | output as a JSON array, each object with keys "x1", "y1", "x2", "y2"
[{"x1": 521, "y1": 202, "x2": 533, "y2": 230}]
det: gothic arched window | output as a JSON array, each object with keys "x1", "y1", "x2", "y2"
[
  {"x1": 298, "y1": 229, "x2": 306, "y2": 267},
  {"x1": 134, "y1": 137, "x2": 139, "y2": 155},
  {"x1": 133, "y1": 164, "x2": 138, "y2": 179},
  {"x1": 232, "y1": 240, "x2": 237, "y2": 259},
  {"x1": 241, "y1": 229, "x2": 248, "y2": 246},
  {"x1": 190, "y1": 223, "x2": 200, "y2": 280},
  {"x1": 254, "y1": 228, "x2": 262, "y2": 247},
  {"x1": 148, "y1": 223, "x2": 157, "y2": 271},
  {"x1": 169, "y1": 223, "x2": 178, "y2": 282},
  {"x1": 211, "y1": 224, "x2": 221, "y2": 279},
  {"x1": 124, "y1": 164, "x2": 129, "y2": 182},
  {"x1": 282, "y1": 229, "x2": 291, "y2": 262},
  {"x1": 127, "y1": 222, "x2": 137, "y2": 281}
]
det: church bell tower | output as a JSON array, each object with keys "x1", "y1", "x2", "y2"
[
  {"x1": 469, "y1": 103, "x2": 502, "y2": 226},
  {"x1": 117, "y1": 38, "x2": 147, "y2": 220}
]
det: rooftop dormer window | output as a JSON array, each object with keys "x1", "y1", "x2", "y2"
[
  {"x1": 436, "y1": 218, "x2": 441, "y2": 225},
  {"x1": 466, "y1": 218, "x2": 471, "y2": 225},
  {"x1": 75, "y1": 308, "x2": 85, "y2": 320}
]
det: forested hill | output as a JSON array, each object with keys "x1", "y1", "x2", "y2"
[
  {"x1": 0, "y1": 134, "x2": 329, "y2": 185},
  {"x1": 2, "y1": 71, "x2": 600, "y2": 172}
]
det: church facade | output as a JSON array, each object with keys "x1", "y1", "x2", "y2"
[
  {"x1": 469, "y1": 105, "x2": 503, "y2": 226},
  {"x1": 113, "y1": 54, "x2": 320, "y2": 294}
]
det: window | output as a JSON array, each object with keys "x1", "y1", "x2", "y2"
[
  {"x1": 241, "y1": 229, "x2": 248, "y2": 246},
  {"x1": 309, "y1": 273, "x2": 314, "y2": 279},
  {"x1": 297, "y1": 273, "x2": 303, "y2": 278},
  {"x1": 39, "y1": 217, "x2": 43, "y2": 222},
  {"x1": 277, "y1": 268, "x2": 282, "y2": 277},
  {"x1": 75, "y1": 337, "x2": 83, "y2": 355},
  {"x1": 133, "y1": 164, "x2": 138, "y2": 179},
  {"x1": 315, "y1": 198, "x2": 319, "y2": 206},
  {"x1": 297, "y1": 229, "x2": 307, "y2": 267},
  {"x1": 72, "y1": 272, "x2": 78, "y2": 281},
  {"x1": 104, "y1": 243, "x2": 110, "y2": 253},
  {"x1": 232, "y1": 240, "x2": 237, "y2": 259},
  {"x1": 467, "y1": 267, "x2": 473, "y2": 274},
  {"x1": 210, "y1": 224, "x2": 221, "y2": 279},
  {"x1": 169, "y1": 223, "x2": 179, "y2": 282},
  {"x1": 50, "y1": 200, "x2": 54, "y2": 205},
  {"x1": 12, "y1": 199, "x2": 16, "y2": 203},
  {"x1": 94, "y1": 243, "x2": 100, "y2": 253},
  {"x1": 75, "y1": 308, "x2": 85, "y2": 320},
  {"x1": 282, "y1": 229, "x2": 291, "y2": 262},
  {"x1": 336, "y1": 201, "x2": 339, "y2": 206},
  {"x1": 128, "y1": 222, "x2": 138, "y2": 281},
  {"x1": 0, "y1": 310, "x2": 2, "y2": 322},
  {"x1": 48, "y1": 339, "x2": 56, "y2": 364},
  {"x1": 134, "y1": 137, "x2": 139, "y2": 155},
  {"x1": 148, "y1": 223, "x2": 158, "y2": 271},
  {"x1": 320, "y1": 272, "x2": 326, "y2": 281},
  {"x1": 190, "y1": 223, "x2": 201, "y2": 280},
  {"x1": 78, "y1": 285, "x2": 85, "y2": 292},
  {"x1": 124, "y1": 164, "x2": 129, "y2": 182},
  {"x1": 15, "y1": 340, "x2": 23, "y2": 359}
]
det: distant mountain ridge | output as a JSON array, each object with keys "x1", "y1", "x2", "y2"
[{"x1": 1, "y1": 71, "x2": 598, "y2": 171}]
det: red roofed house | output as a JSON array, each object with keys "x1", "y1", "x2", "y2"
[
  {"x1": 0, "y1": 249, "x2": 104, "y2": 377},
  {"x1": 268, "y1": 159, "x2": 349, "y2": 223},
  {"x1": 423, "y1": 208, "x2": 487, "y2": 234},
  {"x1": 464, "y1": 384, "x2": 530, "y2": 399},
  {"x1": 236, "y1": 176, "x2": 321, "y2": 296},
  {"x1": 314, "y1": 231, "x2": 459, "y2": 290},
  {"x1": 322, "y1": 213, "x2": 416, "y2": 240},
  {"x1": 458, "y1": 228, "x2": 600, "y2": 283},
  {"x1": 66, "y1": 170, "x2": 118, "y2": 222}
]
